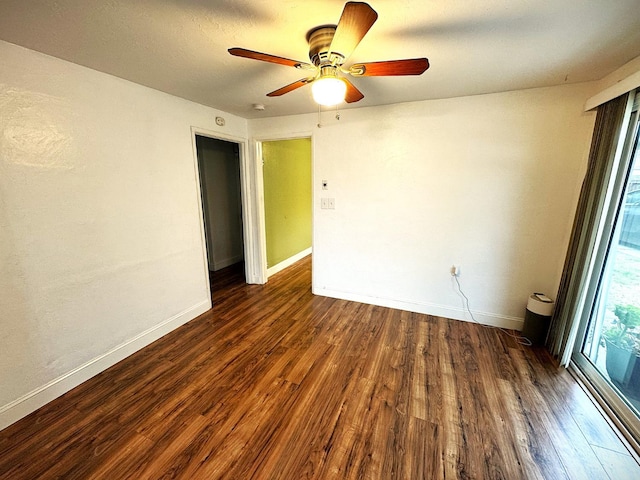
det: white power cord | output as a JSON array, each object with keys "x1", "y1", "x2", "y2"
[{"x1": 451, "y1": 272, "x2": 532, "y2": 346}]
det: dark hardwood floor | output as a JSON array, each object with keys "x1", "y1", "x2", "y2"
[{"x1": 1, "y1": 255, "x2": 639, "y2": 479}]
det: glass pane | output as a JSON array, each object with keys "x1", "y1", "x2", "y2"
[{"x1": 582, "y1": 140, "x2": 640, "y2": 412}]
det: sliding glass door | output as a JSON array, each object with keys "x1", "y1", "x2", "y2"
[{"x1": 573, "y1": 93, "x2": 640, "y2": 445}]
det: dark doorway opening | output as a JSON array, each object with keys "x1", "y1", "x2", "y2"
[{"x1": 195, "y1": 135, "x2": 246, "y2": 296}]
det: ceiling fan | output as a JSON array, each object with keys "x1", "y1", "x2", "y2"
[{"x1": 228, "y1": 1, "x2": 429, "y2": 107}]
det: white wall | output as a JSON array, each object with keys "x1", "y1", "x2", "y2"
[
  {"x1": 250, "y1": 83, "x2": 597, "y2": 328},
  {"x1": 0, "y1": 40, "x2": 247, "y2": 429}
]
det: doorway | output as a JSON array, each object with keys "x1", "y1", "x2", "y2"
[
  {"x1": 260, "y1": 138, "x2": 312, "y2": 278},
  {"x1": 195, "y1": 135, "x2": 246, "y2": 293}
]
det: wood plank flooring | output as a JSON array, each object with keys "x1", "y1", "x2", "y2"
[{"x1": 1, "y1": 255, "x2": 639, "y2": 479}]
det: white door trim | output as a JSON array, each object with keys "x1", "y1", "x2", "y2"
[{"x1": 190, "y1": 127, "x2": 264, "y2": 286}]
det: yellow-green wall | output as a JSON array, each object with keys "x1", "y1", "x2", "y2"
[{"x1": 262, "y1": 138, "x2": 312, "y2": 268}]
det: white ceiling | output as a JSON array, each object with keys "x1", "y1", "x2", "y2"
[{"x1": 1, "y1": 0, "x2": 639, "y2": 119}]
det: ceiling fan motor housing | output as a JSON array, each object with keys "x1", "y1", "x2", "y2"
[{"x1": 307, "y1": 26, "x2": 345, "y2": 67}]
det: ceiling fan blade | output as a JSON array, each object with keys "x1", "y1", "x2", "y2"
[
  {"x1": 329, "y1": 2, "x2": 378, "y2": 60},
  {"x1": 343, "y1": 78, "x2": 364, "y2": 103},
  {"x1": 349, "y1": 58, "x2": 430, "y2": 76},
  {"x1": 228, "y1": 47, "x2": 311, "y2": 69},
  {"x1": 267, "y1": 78, "x2": 314, "y2": 97}
]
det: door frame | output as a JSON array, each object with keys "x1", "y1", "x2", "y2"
[
  {"x1": 254, "y1": 133, "x2": 314, "y2": 282},
  {"x1": 191, "y1": 127, "x2": 263, "y2": 288}
]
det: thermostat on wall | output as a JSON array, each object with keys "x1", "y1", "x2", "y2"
[{"x1": 215, "y1": 116, "x2": 225, "y2": 126}]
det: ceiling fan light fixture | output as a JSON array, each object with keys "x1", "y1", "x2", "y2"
[
  {"x1": 228, "y1": 2, "x2": 429, "y2": 107},
  {"x1": 312, "y1": 76, "x2": 347, "y2": 106}
]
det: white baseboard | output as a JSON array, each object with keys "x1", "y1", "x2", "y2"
[
  {"x1": 0, "y1": 299, "x2": 211, "y2": 431},
  {"x1": 312, "y1": 287, "x2": 524, "y2": 330},
  {"x1": 213, "y1": 254, "x2": 244, "y2": 271},
  {"x1": 267, "y1": 247, "x2": 312, "y2": 278}
]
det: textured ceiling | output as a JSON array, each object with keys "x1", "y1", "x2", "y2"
[{"x1": 1, "y1": 0, "x2": 639, "y2": 119}]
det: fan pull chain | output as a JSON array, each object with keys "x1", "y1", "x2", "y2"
[{"x1": 317, "y1": 105, "x2": 341, "y2": 128}]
